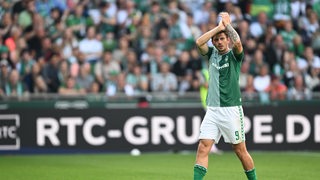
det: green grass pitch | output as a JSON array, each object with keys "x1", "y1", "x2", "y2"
[{"x1": 1, "y1": 151, "x2": 319, "y2": 180}]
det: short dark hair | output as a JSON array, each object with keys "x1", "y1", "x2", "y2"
[{"x1": 212, "y1": 30, "x2": 228, "y2": 40}]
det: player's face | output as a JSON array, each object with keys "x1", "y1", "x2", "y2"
[{"x1": 212, "y1": 33, "x2": 229, "y2": 53}]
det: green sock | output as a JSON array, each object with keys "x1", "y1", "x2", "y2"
[
  {"x1": 245, "y1": 168, "x2": 257, "y2": 180},
  {"x1": 194, "y1": 164, "x2": 207, "y2": 180}
]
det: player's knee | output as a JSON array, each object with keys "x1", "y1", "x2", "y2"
[
  {"x1": 198, "y1": 141, "x2": 212, "y2": 154},
  {"x1": 232, "y1": 143, "x2": 247, "y2": 156}
]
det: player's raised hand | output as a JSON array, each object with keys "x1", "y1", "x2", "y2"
[
  {"x1": 219, "y1": 12, "x2": 231, "y2": 27},
  {"x1": 218, "y1": 18, "x2": 225, "y2": 30}
]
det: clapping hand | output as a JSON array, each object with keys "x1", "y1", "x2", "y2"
[{"x1": 219, "y1": 12, "x2": 231, "y2": 27}]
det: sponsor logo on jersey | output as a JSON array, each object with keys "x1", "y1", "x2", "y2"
[{"x1": 212, "y1": 62, "x2": 229, "y2": 70}]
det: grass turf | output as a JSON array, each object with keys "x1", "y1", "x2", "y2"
[{"x1": 1, "y1": 151, "x2": 319, "y2": 180}]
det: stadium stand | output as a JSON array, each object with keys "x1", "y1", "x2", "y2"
[{"x1": 0, "y1": 0, "x2": 320, "y2": 103}]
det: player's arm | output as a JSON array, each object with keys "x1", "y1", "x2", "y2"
[
  {"x1": 196, "y1": 21, "x2": 225, "y2": 55},
  {"x1": 220, "y1": 12, "x2": 243, "y2": 55}
]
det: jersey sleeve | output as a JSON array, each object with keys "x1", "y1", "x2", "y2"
[
  {"x1": 203, "y1": 47, "x2": 213, "y2": 60},
  {"x1": 233, "y1": 50, "x2": 244, "y2": 62}
]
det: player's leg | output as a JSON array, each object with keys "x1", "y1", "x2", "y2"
[
  {"x1": 232, "y1": 142, "x2": 257, "y2": 180},
  {"x1": 195, "y1": 139, "x2": 214, "y2": 167},
  {"x1": 219, "y1": 106, "x2": 257, "y2": 180},
  {"x1": 194, "y1": 139, "x2": 214, "y2": 180},
  {"x1": 194, "y1": 107, "x2": 221, "y2": 180}
]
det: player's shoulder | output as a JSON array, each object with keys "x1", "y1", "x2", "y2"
[
  {"x1": 203, "y1": 46, "x2": 214, "y2": 58},
  {"x1": 230, "y1": 49, "x2": 244, "y2": 62}
]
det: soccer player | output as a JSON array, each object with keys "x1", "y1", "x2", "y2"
[{"x1": 193, "y1": 12, "x2": 257, "y2": 180}]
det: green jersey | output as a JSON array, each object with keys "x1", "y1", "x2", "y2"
[{"x1": 204, "y1": 47, "x2": 244, "y2": 107}]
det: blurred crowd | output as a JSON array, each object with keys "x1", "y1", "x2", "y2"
[{"x1": 0, "y1": 0, "x2": 320, "y2": 101}]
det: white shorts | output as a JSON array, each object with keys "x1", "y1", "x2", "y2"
[{"x1": 199, "y1": 105, "x2": 245, "y2": 144}]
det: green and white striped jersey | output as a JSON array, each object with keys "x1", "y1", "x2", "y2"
[{"x1": 204, "y1": 47, "x2": 244, "y2": 107}]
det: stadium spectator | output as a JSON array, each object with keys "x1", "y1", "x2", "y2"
[
  {"x1": 216, "y1": 0, "x2": 239, "y2": 13},
  {"x1": 5, "y1": 26, "x2": 27, "y2": 55},
  {"x1": 239, "y1": 60, "x2": 250, "y2": 91},
  {"x1": 172, "y1": 51, "x2": 191, "y2": 84},
  {"x1": 0, "y1": 59, "x2": 10, "y2": 95},
  {"x1": 23, "y1": 62, "x2": 47, "y2": 93},
  {"x1": 0, "y1": 38, "x2": 10, "y2": 61},
  {"x1": 243, "y1": 74, "x2": 256, "y2": 94},
  {"x1": 46, "y1": 19, "x2": 65, "y2": 44},
  {"x1": 10, "y1": 0, "x2": 28, "y2": 23},
  {"x1": 151, "y1": 62, "x2": 177, "y2": 92},
  {"x1": 264, "y1": 34, "x2": 286, "y2": 72},
  {"x1": 279, "y1": 20, "x2": 297, "y2": 51},
  {"x1": 284, "y1": 56, "x2": 301, "y2": 88},
  {"x1": 312, "y1": 30, "x2": 320, "y2": 56},
  {"x1": 291, "y1": 35, "x2": 305, "y2": 58},
  {"x1": 155, "y1": 27, "x2": 171, "y2": 49},
  {"x1": 101, "y1": 32, "x2": 117, "y2": 51},
  {"x1": 253, "y1": 64, "x2": 271, "y2": 92},
  {"x1": 58, "y1": 60, "x2": 70, "y2": 86},
  {"x1": 17, "y1": 0, "x2": 36, "y2": 30},
  {"x1": 273, "y1": 0, "x2": 291, "y2": 22},
  {"x1": 98, "y1": 1, "x2": 117, "y2": 35},
  {"x1": 116, "y1": 0, "x2": 142, "y2": 38},
  {"x1": 168, "y1": 11, "x2": 192, "y2": 51},
  {"x1": 199, "y1": 11, "x2": 218, "y2": 37},
  {"x1": 186, "y1": 13, "x2": 202, "y2": 42},
  {"x1": 46, "y1": 7, "x2": 63, "y2": 30},
  {"x1": 287, "y1": 74, "x2": 312, "y2": 100},
  {"x1": 4, "y1": 69, "x2": 27, "y2": 97},
  {"x1": 24, "y1": 14, "x2": 47, "y2": 59},
  {"x1": 189, "y1": 47, "x2": 203, "y2": 72},
  {"x1": 265, "y1": 75, "x2": 288, "y2": 100},
  {"x1": 148, "y1": 1, "x2": 162, "y2": 24},
  {"x1": 135, "y1": 25, "x2": 152, "y2": 53},
  {"x1": 35, "y1": 0, "x2": 66, "y2": 19},
  {"x1": 258, "y1": 22, "x2": 277, "y2": 52},
  {"x1": 225, "y1": 2, "x2": 243, "y2": 24},
  {"x1": 167, "y1": 0, "x2": 187, "y2": 24},
  {"x1": 299, "y1": 10, "x2": 319, "y2": 40},
  {"x1": 249, "y1": 11, "x2": 268, "y2": 39},
  {"x1": 88, "y1": 81, "x2": 100, "y2": 94},
  {"x1": 237, "y1": 20, "x2": 250, "y2": 43},
  {"x1": 243, "y1": 37, "x2": 257, "y2": 62},
  {"x1": 115, "y1": 72, "x2": 134, "y2": 96},
  {"x1": 58, "y1": 75, "x2": 85, "y2": 95},
  {"x1": 17, "y1": 48, "x2": 35, "y2": 78},
  {"x1": 164, "y1": 43, "x2": 178, "y2": 65},
  {"x1": 249, "y1": 49, "x2": 265, "y2": 76},
  {"x1": 112, "y1": 36, "x2": 130, "y2": 63},
  {"x1": 143, "y1": 46, "x2": 165, "y2": 80},
  {"x1": 94, "y1": 50, "x2": 121, "y2": 92},
  {"x1": 290, "y1": 0, "x2": 307, "y2": 21},
  {"x1": 76, "y1": 63, "x2": 94, "y2": 92},
  {"x1": 42, "y1": 53, "x2": 60, "y2": 92},
  {"x1": 121, "y1": 49, "x2": 138, "y2": 74},
  {"x1": 305, "y1": 66, "x2": 320, "y2": 91},
  {"x1": 66, "y1": 4, "x2": 93, "y2": 39},
  {"x1": 0, "y1": 12, "x2": 14, "y2": 40},
  {"x1": 55, "y1": 27, "x2": 79, "y2": 62},
  {"x1": 78, "y1": 26, "x2": 103, "y2": 64},
  {"x1": 126, "y1": 64, "x2": 149, "y2": 95},
  {"x1": 140, "y1": 41, "x2": 155, "y2": 65},
  {"x1": 192, "y1": 1, "x2": 213, "y2": 26},
  {"x1": 303, "y1": 46, "x2": 320, "y2": 69}
]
